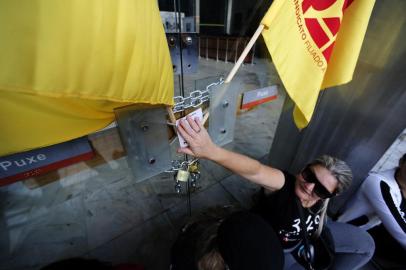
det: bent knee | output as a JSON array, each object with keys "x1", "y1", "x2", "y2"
[
  {"x1": 328, "y1": 222, "x2": 376, "y2": 256},
  {"x1": 354, "y1": 229, "x2": 375, "y2": 257}
]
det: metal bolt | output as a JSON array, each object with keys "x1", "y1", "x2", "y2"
[
  {"x1": 168, "y1": 36, "x2": 176, "y2": 47},
  {"x1": 184, "y1": 36, "x2": 192, "y2": 45},
  {"x1": 222, "y1": 101, "x2": 229, "y2": 108},
  {"x1": 220, "y1": 128, "x2": 226, "y2": 134},
  {"x1": 148, "y1": 157, "x2": 156, "y2": 164}
]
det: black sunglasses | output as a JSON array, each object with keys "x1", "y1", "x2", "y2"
[{"x1": 301, "y1": 166, "x2": 336, "y2": 199}]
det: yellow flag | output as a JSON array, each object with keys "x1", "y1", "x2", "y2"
[
  {"x1": 0, "y1": 0, "x2": 174, "y2": 156},
  {"x1": 261, "y1": 0, "x2": 374, "y2": 129}
]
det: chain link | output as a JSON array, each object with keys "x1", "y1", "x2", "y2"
[
  {"x1": 167, "y1": 79, "x2": 224, "y2": 174},
  {"x1": 172, "y1": 78, "x2": 224, "y2": 113},
  {"x1": 165, "y1": 158, "x2": 199, "y2": 173}
]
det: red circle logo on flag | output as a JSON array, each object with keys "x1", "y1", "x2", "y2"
[{"x1": 301, "y1": 0, "x2": 354, "y2": 62}]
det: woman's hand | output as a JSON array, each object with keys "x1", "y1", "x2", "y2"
[
  {"x1": 176, "y1": 116, "x2": 218, "y2": 159},
  {"x1": 177, "y1": 115, "x2": 285, "y2": 191}
]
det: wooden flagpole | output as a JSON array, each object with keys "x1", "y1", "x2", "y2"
[
  {"x1": 168, "y1": 24, "x2": 265, "y2": 125},
  {"x1": 225, "y1": 24, "x2": 264, "y2": 83},
  {"x1": 166, "y1": 106, "x2": 177, "y2": 124},
  {"x1": 202, "y1": 24, "x2": 265, "y2": 124}
]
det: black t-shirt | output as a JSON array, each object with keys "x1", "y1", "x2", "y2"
[{"x1": 252, "y1": 172, "x2": 323, "y2": 249}]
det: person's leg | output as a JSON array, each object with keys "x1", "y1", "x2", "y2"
[
  {"x1": 368, "y1": 224, "x2": 406, "y2": 268},
  {"x1": 326, "y1": 220, "x2": 375, "y2": 270},
  {"x1": 283, "y1": 252, "x2": 304, "y2": 270}
]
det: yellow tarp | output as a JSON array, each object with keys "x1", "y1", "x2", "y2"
[
  {"x1": 0, "y1": 0, "x2": 174, "y2": 156},
  {"x1": 261, "y1": 0, "x2": 374, "y2": 129}
]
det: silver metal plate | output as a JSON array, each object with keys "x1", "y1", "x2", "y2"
[
  {"x1": 208, "y1": 80, "x2": 242, "y2": 146},
  {"x1": 115, "y1": 106, "x2": 171, "y2": 182},
  {"x1": 167, "y1": 33, "x2": 198, "y2": 75}
]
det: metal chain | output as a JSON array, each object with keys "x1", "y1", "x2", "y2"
[
  {"x1": 172, "y1": 78, "x2": 224, "y2": 113},
  {"x1": 167, "y1": 79, "x2": 224, "y2": 175},
  {"x1": 165, "y1": 158, "x2": 199, "y2": 173}
]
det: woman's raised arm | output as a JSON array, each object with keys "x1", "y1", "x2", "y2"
[{"x1": 177, "y1": 116, "x2": 285, "y2": 191}]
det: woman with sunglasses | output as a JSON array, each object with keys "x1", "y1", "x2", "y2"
[{"x1": 177, "y1": 117, "x2": 374, "y2": 270}]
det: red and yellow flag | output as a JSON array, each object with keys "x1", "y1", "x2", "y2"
[{"x1": 261, "y1": 0, "x2": 375, "y2": 128}]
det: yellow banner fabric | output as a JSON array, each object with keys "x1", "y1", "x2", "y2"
[
  {"x1": 0, "y1": 0, "x2": 174, "y2": 156},
  {"x1": 261, "y1": 0, "x2": 374, "y2": 129}
]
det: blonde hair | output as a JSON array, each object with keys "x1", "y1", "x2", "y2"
[
  {"x1": 180, "y1": 206, "x2": 237, "y2": 270},
  {"x1": 308, "y1": 155, "x2": 352, "y2": 237},
  {"x1": 197, "y1": 250, "x2": 225, "y2": 270}
]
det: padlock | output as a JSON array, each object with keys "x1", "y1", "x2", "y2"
[
  {"x1": 189, "y1": 161, "x2": 200, "y2": 173},
  {"x1": 176, "y1": 168, "x2": 190, "y2": 182}
]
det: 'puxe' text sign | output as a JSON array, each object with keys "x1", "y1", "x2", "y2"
[
  {"x1": 0, "y1": 137, "x2": 93, "y2": 186},
  {"x1": 241, "y1": 85, "x2": 278, "y2": 110}
]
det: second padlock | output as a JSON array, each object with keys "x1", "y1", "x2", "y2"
[{"x1": 176, "y1": 168, "x2": 190, "y2": 182}]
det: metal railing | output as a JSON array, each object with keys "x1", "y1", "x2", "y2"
[{"x1": 198, "y1": 36, "x2": 255, "y2": 65}]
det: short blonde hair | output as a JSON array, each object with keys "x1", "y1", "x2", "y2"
[
  {"x1": 197, "y1": 250, "x2": 225, "y2": 270},
  {"x1": 308, "y1": 155, "x2": 352, "y2": 237},
  {"x1": 309, "y1": 155, "x2": 353, "y2": 194}
]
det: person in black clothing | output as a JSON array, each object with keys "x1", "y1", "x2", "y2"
[
  {"x1": 177, "y1": 116, "x2": 375, "y2": 270},
  {"x1": 170, "y1": 209, "x2": 284, "y2": 270}
]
